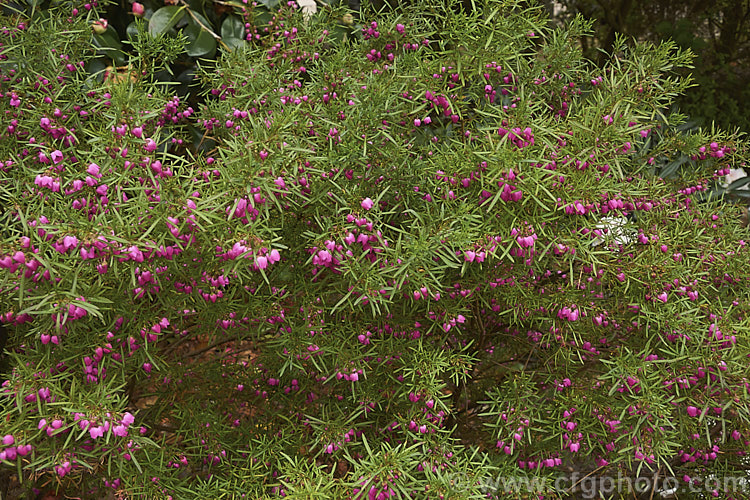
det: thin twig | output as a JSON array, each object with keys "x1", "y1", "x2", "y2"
[
  {"x1": 565, "y1": 465, "x2": 605, "y2": 496},
  {"x1": 183, "y1": 336, "x2": 239, "y2": 358},
  {"x1": 177, "y1": 0, "x2": 232, "y2": 52},
  {"x1": 522, "y1": 345, "x2": 537, "y2": 371},
  {"x1": 649, "y1": 466, "x2": 662, "y2": 500}
]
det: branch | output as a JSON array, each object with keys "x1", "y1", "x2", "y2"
[{"x1": 177, "y1": 0, "x2": 232, "y2": 52}]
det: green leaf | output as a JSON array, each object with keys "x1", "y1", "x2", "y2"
[
  {"x1": 221, "y1": 15, "x2": 245, "y2": 50},
  {"x1": 86, "y1": 58, "x2": 107, "y2": 80},
  {"x1": 660, "y1": 154, "x2": 689, "y2": 179},
  {"x1": 93, "y1": 26, "x2": 123, "y2": 50},
  {"x1": 184, "y1": 14, "x2": 217, "y2": 57},
  {"x1": 328, "y1": 24, "x2": 351, "y2": 43},
  {"x1": 148, "y1": 6, "x2": 186, "y2": 36},
  {"x1": 92, "y1": 27, "x2": 126, "y2": 66},
  {"x1": 253, "y1": 7, "x2": 273, "y2": 28},
  {"x1": 258, "y1": 0, "x2": 279, "y2": 8},
  {"x1": 727, "y1": 176, "x2": 750, "y2": 192},
  {"x1": 188, "y1": 0, "x2": 207, "y2": 11},
  {"x1": 126, "y1": 21, "x2": 140, "y2": 41}
]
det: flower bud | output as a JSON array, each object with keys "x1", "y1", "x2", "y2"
[
  {"x1": 132, "y1": 2, "x2": 145, "y2": 17},
  {"x1": 92, "y1": 19, "x2": 108, "y2": 35}
]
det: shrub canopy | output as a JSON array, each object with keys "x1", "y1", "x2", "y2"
[{"x1": 1, "y1": 0, "x2": 749, "y2": 498}]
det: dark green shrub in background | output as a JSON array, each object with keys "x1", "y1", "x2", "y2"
[{"x1": 544, "y1": 0, "x2": 750, "y2": 133}]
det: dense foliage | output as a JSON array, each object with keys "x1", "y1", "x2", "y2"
[
  {"x1": 546, "y1": 0, "x2": 750, "y2": 133},
  {"x1": 1, "y1": 0, "x2": 749, "y2": 498}
]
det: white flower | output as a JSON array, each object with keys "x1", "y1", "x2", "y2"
[
  {"x1": 722, "y1": 167, "x2": 749, "y2": 190},
  {"x1": 297, "y1": 0, "x2": 317, "y2": 17},
  {"x1": 590, "y1": 216, "x2": 634, "y2": 247}
]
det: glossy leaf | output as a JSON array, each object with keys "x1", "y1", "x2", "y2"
[
  {"x1": 660, "y1": 154, "x2": 690, "y2": 179},
  {"x1": 728, "y1": 176, "x2": 750, "y2": 191},
  {"x1": 221, "y1": 15, "x2": 245, "y2": 50},
  {"x1": 327, "y1": 24, "x2": 351, "y2": 43},
  {"x1": 93, "y1": 27, "x2": 126, "y2": 66},
  {"x1": 253, "y1": 7, "x2": 273, "y2": 28},
  {"x1": 93, "y1": 26, "x2": 122, "y2": 50},
  {"x1": 85, "y1": 58, "x2": 107, "y2": 79},
  {"x1": 184, "y1": 14, "x2": 216, "y2": 57},
  {"x1": 126, "y1": 21, "x2": 140, "y2": 41},
  {"x1": 148, "y1": 6, "x2": 186, "y2": 36}
]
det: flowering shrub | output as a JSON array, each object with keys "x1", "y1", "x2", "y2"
[{"x1": 1, "y1": 0, "x2": 750, "y2": 498}]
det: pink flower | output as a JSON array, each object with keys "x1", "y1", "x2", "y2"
[
  {"x1": 686, "y1": 406, "x2": 700, "y2": 417},
  {"x1": 50, "y1": 150, "x2": 64, "y2": 164},
  {"x1": 516, "y1": 234, "x2": 536, "y2": 248},
  {"x1": 63, "y1": 235, "x2": 79, "y2": 251},
  {"x1": 657, "y1": 292, "x2": 668, "y2": 303},
  {"x1": 87, "y1": 163, "x2": 101, "y2": 177},
  {"x1": 112, "y1": 424, "x2": 128, "y2": 437},
  {"x1": 314, "y1": 249, "x2": 332, "y2": 266},
  {"x1": 361, "y1": 197, "x2": 374, "y2": 210}
]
